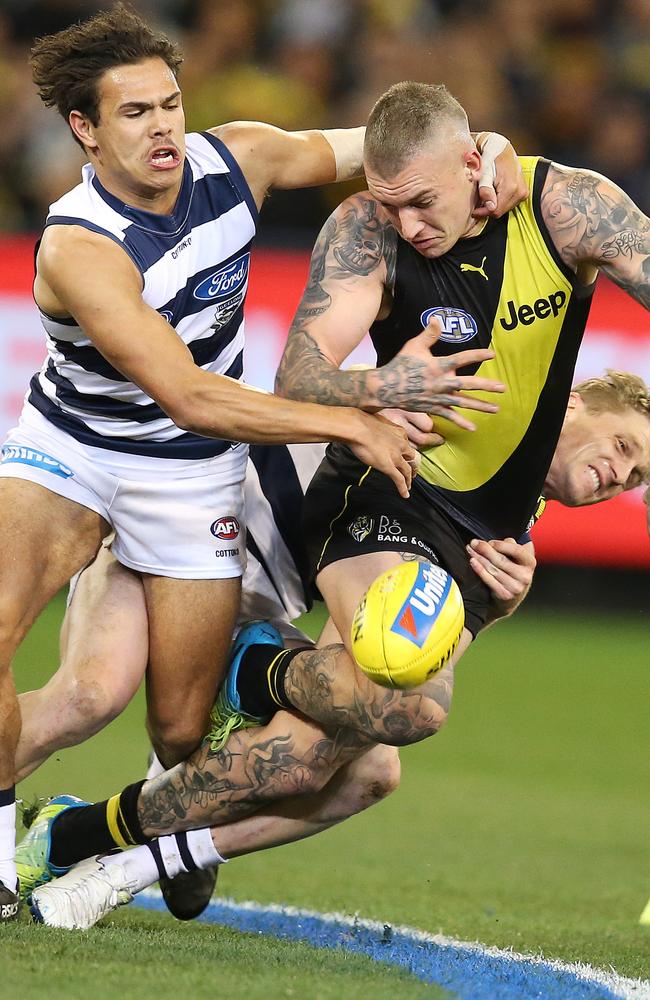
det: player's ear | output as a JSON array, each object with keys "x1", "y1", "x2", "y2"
[
  {"x1": 566, "y1": 391, "x2": 585, "y2": 414},
  {"x1": 561, "y1": 391, "x2": 584, "y2": 427},
  {"x1": 464, "y1": 147, "x2": 482, "y2": 182},
  {"x1": 69, "y1": 110, "x2": 99, "y2": 152}
]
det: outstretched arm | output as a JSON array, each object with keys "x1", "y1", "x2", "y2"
[
  {"x1": 216, "y1": 121, "x2": 526, "y2": 214},
  {"x1": 541, "y1": 164, "x2": 650, "y2": 308}
]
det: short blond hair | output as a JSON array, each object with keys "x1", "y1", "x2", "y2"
[
  {"x1": 364, "y1": 81, "x2": 469, "y2": 175},
  {"x1": 574, "y1": 369, "x2": 650, "y2": 418}
]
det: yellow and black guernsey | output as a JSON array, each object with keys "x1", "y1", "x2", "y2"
[{"x1": 370, "y1": 157, "x2": 595, "y2": 540}]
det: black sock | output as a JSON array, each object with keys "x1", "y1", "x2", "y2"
[
  {"x1": 236, "y1": 646, "x2": 307, "y2": 717},
  {"x1": 50, "y1": 780, "x2": 147, "y2": 869}
]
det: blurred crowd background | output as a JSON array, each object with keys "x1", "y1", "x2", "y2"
[{"x1": 0, "y1": 0, "x2": 648, "y2": 239}]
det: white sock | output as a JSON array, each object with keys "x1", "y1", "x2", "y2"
[
  {"x1": 155, "y1": 828, "x2": 225, "y2": 879},
  {"x1": 102, "y1": 845, "x2": 160, "y2": 894},
  {"x1": 185, "y1": 828, "x2": 225, "y2": 869},
  {"x1": 0, "y1": 800, "x2": 17, "y2": 893},
  {"x1": 145, "y1": 752, "x2": 165, "y2": 781},
  {"x1": 102, "y1": 829, "x2": 226, "y2": 896}
]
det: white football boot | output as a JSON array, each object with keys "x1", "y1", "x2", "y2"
[{"x1": 30, "y1": 854, "x2": 134, "y2": 929}]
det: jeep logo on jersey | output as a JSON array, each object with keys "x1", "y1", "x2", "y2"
[
  {"x1": 420, "y1": 306, "x2": 478, "y2": 344},
  {"x1": 499, "y1": 290, "x2": 566, "y2": 330},
  {"x1": 211, "y1": 516, "x2": 240, "y2": 540},
  {"x1": 194, "y1": 253, "x2": 250, "y2": 301}
]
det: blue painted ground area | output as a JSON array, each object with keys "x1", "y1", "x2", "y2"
[{"x1": 135, "y1": 893, "x2": 627, "y2": 1000}]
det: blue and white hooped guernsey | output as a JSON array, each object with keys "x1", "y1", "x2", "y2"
[{"x1": 28, "y1": 131, "x2": 257, "y2": 459}]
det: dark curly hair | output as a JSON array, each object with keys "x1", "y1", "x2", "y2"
[{"x1": 30, "y1": 3, "x2": 183, "y2": 147}]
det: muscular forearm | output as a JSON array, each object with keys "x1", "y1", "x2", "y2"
[
  {"x1": 276, "y1": 334, "x2": 426, "y2": 412},
  {"x1": 275, "y1": 332, "x2": 379, "y2": 409},
  {"x1": 173, "y1": 372, "x2": 373, "y2": 444}
]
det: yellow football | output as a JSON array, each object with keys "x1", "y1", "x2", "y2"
[{"x1": 350, "y1": 561, "x2": 464, "y2": 689}]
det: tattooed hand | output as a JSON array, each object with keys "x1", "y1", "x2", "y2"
[
  {"x1": 541, "y1": 164, "x2": 650, "y2": 309},
  {"x1": 378, "y1": 316, "x2": 506, "y2": 425}
]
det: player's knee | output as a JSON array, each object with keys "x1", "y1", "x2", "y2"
[
  {"x1": 147, "y1": 713, "x2": 205, "y2": 766},
  {"x1": 328, "y1": 747, "x2": 401, "y2": 822},
  {"x1": 65, "y1": 675, "x2": 124, "y2": 737},
  {"x1": 359, "y1": 745, "x2": 401, "y2": 802}
]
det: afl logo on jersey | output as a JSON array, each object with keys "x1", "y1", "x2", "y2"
[
  {"x1": 420, "y1": 306, "x2": 478, "y2": 344},
  {"x1": 194, "y1": 253, "x2": 250, "y2": 301},
  {"x1": 211, "y1": 516, "x2": 240, "y2": 540}
]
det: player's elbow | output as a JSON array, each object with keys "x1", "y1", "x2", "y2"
[
  {"x1": 274, "y1": 366, "x2": 304, "y2": 401},
  {"x1": 160, "y1": 389, "x2": 215, "y2": 437},
  {"x1": 161, "y1": 395, "x2": 200, "y2": 433}
]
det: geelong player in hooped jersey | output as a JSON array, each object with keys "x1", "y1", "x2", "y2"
[{"x1": 0, "y1": 10, "x2": 522, "y2": 917}]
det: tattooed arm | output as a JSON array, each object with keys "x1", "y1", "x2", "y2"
[
  {"x1": 541, "y1": 164, "x2": 650, "y2": 308},
  {"x1": 276, "y1": 193, "x2": 505, "y2": 423}
]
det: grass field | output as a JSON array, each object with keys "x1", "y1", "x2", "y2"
[{"x1": 6, "y1": 594, "x2": 649, "y2": 997}]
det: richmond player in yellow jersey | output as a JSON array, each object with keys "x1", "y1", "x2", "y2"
[{"x1": 260, "y1": 81, "x2": 650, "y2": 740}]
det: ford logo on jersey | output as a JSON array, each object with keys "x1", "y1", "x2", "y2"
[
  {"x1": 194, "y1": 253, "x2": 250, "y2": 301},
  {"x1": 390, "y1": 564, "x2": 452, "y2": 648},
  {"x1": 421, "y1": 306, "x2": 478, "y2": 344}
]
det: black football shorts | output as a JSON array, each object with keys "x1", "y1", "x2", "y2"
[{"x1": 303, "y1": 444, "x2": 493, "y2": 637}]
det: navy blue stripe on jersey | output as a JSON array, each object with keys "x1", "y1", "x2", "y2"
[
  {"x1": 249, "y1": 444, "x2": 312, "y2": 599},
  {"x1": 91, "y1": 162, "x2": 194, "y2": 234},
  {"x1": 121, "y1": 175, "x2": 251, "y2": 273},
  {"x1": 89, "y1": 164, "x2": 253, "y2": 275},
  {"x1": 201, "y1": 132, "x2": 259, "y2": 224},
  {"x1": 43, "y1": 362, "x2": 166, "y2": 422},
  {"x1": 27, "y1": 376, "x2": 233, "y2": 458},
  {"x1": 51, "y1": 339, "x2": 129, "y2": 382},
  {"x1": 45, "y1": 217, "x2": 129, "y2": 253},
  {"x1": 51, "y1": 317, "x2": 242, "y2": 382},
  {"x1": 189, "y1": 319, "x2": 243, "y2": 368},
  {"x1": 45, "y1": 216, "x2": 144, "y2": 279},
  {"x1": 41, "y1": 349, "x2": 243, "y2": 423}
]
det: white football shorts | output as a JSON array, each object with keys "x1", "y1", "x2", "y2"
[{"x1": 0, "y1": 403, "x2": 247, "y2": 579}]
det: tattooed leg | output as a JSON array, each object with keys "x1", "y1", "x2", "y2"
[
  {"x1": 137, "y1": 710, "x2": 373, "y2": 837},
  {"x1": 215, "y1": 743, "x2": 401, "y2": 859}
]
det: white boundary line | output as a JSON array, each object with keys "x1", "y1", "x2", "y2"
[{"x1": 137, "y1": 889, "x2": 650, "y2": 999}]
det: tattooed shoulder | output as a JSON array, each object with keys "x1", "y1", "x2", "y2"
[
  {"x1": 330, "y1": 194, "x2": 398, "y2": 285},
  {"x1": 541, "y1": 163, "x2": 650, "y2": 282}
]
